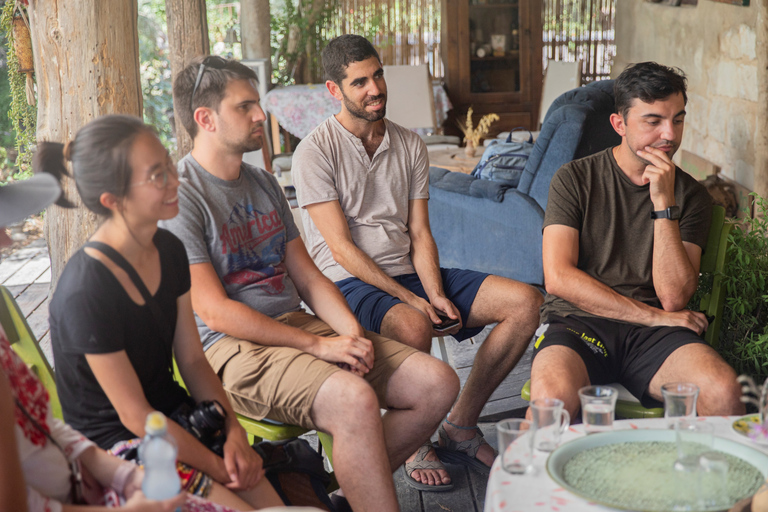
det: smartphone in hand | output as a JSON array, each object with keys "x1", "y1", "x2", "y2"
[{"x1": 433, "y1": 314, "x2": 460, "y2": 333}]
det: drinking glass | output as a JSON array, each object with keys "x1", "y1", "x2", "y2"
[
  {"x1": 496, "y1": 419, "x2": 534, "y2": 474},
  {"x1": 578, "y1": 385, "x2": 618, "y2": 434},
  {"x1": 672, "y1": 421, "x2": 715, "y2": 511},
  {"x1": 661, "y1": 382, "x2": 699, "y2": 429},
  {"x1": 675, "y1": 420, "x2": 714, "y2": 460},
  {"x1": 698, "y1": 451, "x2": 730, "y2": 510},
  {"x1": 530, "y1": 397, "x2": 570, "y2": 452},
  {"x1": 672, "y1": 454, "x2": 700, "y2": 512}
]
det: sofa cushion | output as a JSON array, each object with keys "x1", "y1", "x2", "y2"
[
  {"x1": 517, "y1": 80, "x2": 620, "y2": 210},
  {"x1": 429, "y1": 166, "x2": 511, "y2": 202},
  {"x1": 543, "y1": 79, "x2": 615, "y2": 122}
]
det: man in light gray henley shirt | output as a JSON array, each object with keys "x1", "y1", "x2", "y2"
[{"x1": 292, "y1": 35, "x2": 544, "y2": 485}]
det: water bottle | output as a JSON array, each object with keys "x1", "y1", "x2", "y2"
[{"x1": 139, "y1": 411, "x2": 181, "y2": 502}]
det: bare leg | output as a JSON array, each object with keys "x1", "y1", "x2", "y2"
[
  {"x1": 310, "y1": 371, "x2": 399, "y2": 512},
  {"x1": 234, "y1": 477, "x2": 285, "y2": 509},
  {"x1": 648, "y1": 343, "x2": 745, "y2": 415},
  {"x1": 381, "y1": 352, "x2": 459, "y2": 486},
  {"x1": 381, "y1": 303, "x2": 434, "y2": 352},
  {"x1": 201, "y1": 478, "x2": 283, "y2": 510},
  {"x1": 527, "y1": 344, "x2": 590, "y2": 420},
  {"x1": 379, "y1": 304, "x2": 454, "y2": 486},
  {"x1": 444, "y1": 276, "x2": 541, "y2": 466},
  {"x1": 382, "y1": 275, "x2": 541, "y2": 468}
]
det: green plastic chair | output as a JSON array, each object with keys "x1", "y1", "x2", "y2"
[
  {"x1": 521, "y1": 205, "x2": 731, "y2": 419},
  {"x1": 0, "y1": 284, "x2": 335, "y2": 477},
  {"x1": 1, "y1": 285, "x2": 63, "y2": 420}
]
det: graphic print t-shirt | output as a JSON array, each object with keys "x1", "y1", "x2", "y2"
[{"x1": 160, "y1": 155, "x2": 302, "y2": 350}]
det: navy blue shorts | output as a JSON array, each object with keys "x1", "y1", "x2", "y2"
[{"x1": 336, "y1": 268, "x2": 490, "y2": 342}]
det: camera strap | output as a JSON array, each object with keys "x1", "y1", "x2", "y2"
[{"x1": 84, "y1": 241, "x2": 175, "y2": 368}]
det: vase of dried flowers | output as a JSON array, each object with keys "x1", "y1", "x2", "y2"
[{"x1": 457, "y1": 107, "x2": 499, "y2": 158}]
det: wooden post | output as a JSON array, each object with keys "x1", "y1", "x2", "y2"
[
  {"x1": 241, "y1": 0, "x2": 271, "y2": 79},
  {"x1": 165, "y1": 0, "x2": 210, "y2": 159},
  {"x1": 28, "y1": 0, "x2": 143, "y2": 289},
  {"x1": 755, "y1": 0, "x2": 768, "y2": 201}
]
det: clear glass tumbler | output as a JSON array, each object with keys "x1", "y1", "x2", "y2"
[
  {"x1": 496, "y1": 419, "x2": 534, "y2": 474},
  {"x1": 578, "y1": 385, "x2": 618, "y2": 434},
  {"x1": 530, "y1": 397, "x2": 570, "y2": 452},
  {"x1": 661, "y1": 382, "x2": 700, "y2": 429},
  {"x1": 698, "y1": 451, "x2": 730, "y2": 510}
]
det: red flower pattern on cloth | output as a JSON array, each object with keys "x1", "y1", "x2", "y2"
[{"x1": 0, "y1": 334, "x2": 50, "y2": 446}]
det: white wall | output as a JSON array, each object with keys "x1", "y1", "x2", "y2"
[{"x1": 614, "y1": 0, "x2": 758, "y2": 190}]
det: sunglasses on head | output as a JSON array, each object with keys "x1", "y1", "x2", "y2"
[{"x1": 190, "y1": 55, "x2": 229, "y2": 110}]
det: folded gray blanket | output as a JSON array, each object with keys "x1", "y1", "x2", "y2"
[{"x1": 429, "y1": 166, "x2": 512, "y2": 203}]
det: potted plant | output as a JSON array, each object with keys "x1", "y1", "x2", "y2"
[{"x1": 696, "y1": 194, "x2": 768, "y2": 384}]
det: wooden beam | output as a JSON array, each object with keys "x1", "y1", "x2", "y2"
[
  {"x1": 241, "y1": 0, "x2": 271, "y2": 80},
  {"x1": 29, "y1": 0, "x2": 143, "y2": 289}
]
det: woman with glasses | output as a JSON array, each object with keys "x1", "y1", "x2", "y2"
[{"x1": 43, "y1": 114, "x2": 285, "y2": 511}]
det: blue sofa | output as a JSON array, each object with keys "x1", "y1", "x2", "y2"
[{"x1": 428, "y1": 80, "x2": 621, "y2": 287}]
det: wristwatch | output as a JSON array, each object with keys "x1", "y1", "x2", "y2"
[{"x1": 650, "y1": 206, "x2": 681, "y2": 220}]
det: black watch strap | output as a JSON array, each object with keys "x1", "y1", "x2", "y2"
[{"x1": 650, "y1": 206, "x2": 681, "y2": 220}]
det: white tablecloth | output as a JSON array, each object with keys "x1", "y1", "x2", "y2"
[{"x1": 484, "y1": 416, "x2": 764, "y2": 512}]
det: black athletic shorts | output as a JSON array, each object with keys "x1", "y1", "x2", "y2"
[{"x1": 532, "y1": 315, "x2": 706, "y2": 408}]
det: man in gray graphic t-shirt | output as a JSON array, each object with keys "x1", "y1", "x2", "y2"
[{"x1": 161, "y1": 56, "x2": 459, "y2": 512}]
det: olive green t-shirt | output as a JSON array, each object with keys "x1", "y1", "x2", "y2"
[{"x1": 540, "y1": 147, "x2": 712, "y2": 324}]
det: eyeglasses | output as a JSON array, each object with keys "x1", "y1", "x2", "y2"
[
  {"x1": 190, "y1": 55, "x2": 229, "y2": 110},
  {"x1": 131, "y1": 164, "x2": 178, "y2": 190}
]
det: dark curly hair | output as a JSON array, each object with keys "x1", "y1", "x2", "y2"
[
  {"x1": 322, "y1": 35, "x2": 381, "y2": 85},
  {"x1": 614, "y1": 62, "x2": 687, "y2": 119}
]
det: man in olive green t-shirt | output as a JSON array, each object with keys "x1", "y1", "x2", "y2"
[{"x1": 530, "y1": 62, "x2": 744, "y2": 419}]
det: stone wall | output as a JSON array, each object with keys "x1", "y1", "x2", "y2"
[{"x1": 614, "y1": 0, "x2": 759, "y2": 191}]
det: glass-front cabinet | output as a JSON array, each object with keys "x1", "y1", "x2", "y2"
[
  {"x1": 442, "y1": 0, "x2": 542, "y2": 134},
  {"x1": 469, "y1": 2, "x2": 520, "y2": 94}
]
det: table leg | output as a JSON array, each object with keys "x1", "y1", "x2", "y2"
[
  {"x1": 261, "y1": 131, "x2": 273, "y2": 174},
  {"x1": 270, "y1": 114, "x2": 282, "y2": 156}
]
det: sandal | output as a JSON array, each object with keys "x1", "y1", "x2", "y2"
[
  {"x1": 404, "y1": 443, "x2": 454, "y2": 492},
  {"x1": 434, "y1": 423, "x2": 497, "y2": 474}
]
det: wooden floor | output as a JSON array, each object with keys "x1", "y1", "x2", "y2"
[{"x1": 1, "y1": 240, "x2": 535, "y2": 512}]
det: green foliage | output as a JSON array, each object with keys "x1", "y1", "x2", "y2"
[
  {"x1": 0, "y1": 58, "x2": 14, "y2": 148},
  {"x1": 0, "y1": 2, "x2": 36, "y2": 171},
  {"x1": 270, "y1": 0, "x2": 336, "y2": 85},
  {"x1": 713, "y1": 194, "x2": 768, "y2": 382},
  {"x1": 138, "y1": 0, "x2": 174, "y2": 150},
  {"x1": 207, "y1": 0, "x2": 242, "y2": 60},
  {"x1": 137, "y1": 0, "x2": 243, "y2": 151}
]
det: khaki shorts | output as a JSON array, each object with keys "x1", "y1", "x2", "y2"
[{"x1": 205, "y1": 310, "x2": 417, "y2": 429}]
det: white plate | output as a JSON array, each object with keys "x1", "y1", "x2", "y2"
[
  {"x1": 546, "y1": 429, "x2": 768, "y2": 512},
  {"x1": 731, "y1": 414, "x2": 768, "y2": 445}
]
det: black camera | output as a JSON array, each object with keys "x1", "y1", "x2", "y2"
[{"x1": 171, "y1": 400, "x2": 228, "y2": 457}]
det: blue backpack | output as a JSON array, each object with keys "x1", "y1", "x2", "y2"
[{"x1": 471, "y1": 130, "x2": 534, "y2": 187}]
